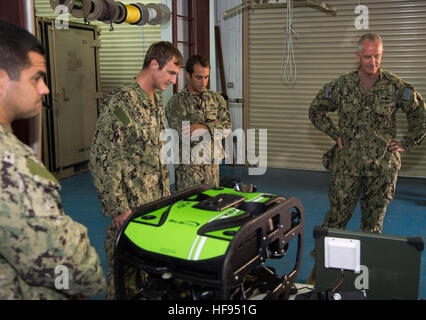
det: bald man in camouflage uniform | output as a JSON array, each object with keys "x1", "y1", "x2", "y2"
[
  {"x1": 309, "y1": 33, "x2": 425, "y2": 234},
  {"x1": 0, "y1": 20, "x2": 106, "y2": 299},
  {"x1": 90, "y1": 41, "x2": 183, "y2": 299},
  {"x1": 166, "y1": 55, "x2": 232, "y2": 191}
]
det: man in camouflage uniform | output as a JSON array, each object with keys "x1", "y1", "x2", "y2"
[
  {"x1": 89, "y1": 41, "x2": 183, "y2": 299},
  {"x1": 306, "y1": 33, "x2": 425, "y2": 286},
  {"x1": 0, "y1": 20, "x2": 106, "y2": 299},
  {"x1": 309, "y1": 33, "x2": 425, "y2": 234},
  {"x1": 166, "y1": 54, "x2": 232, "y2": 191}
]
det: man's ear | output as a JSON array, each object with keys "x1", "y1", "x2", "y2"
[
  {"x1": 355, "y1": 51, "x2": 361, "y2": 63},
  {"x1": 0, "y1": 70, "x2": 10, "y2": 97},
  {"x1": 149, "y1": 59, "x2": 159, "y2": 71}
]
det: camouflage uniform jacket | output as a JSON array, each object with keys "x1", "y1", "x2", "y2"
[
  {"x1": 165, "y1": 87, "x2": 232, "y2": 164},
  {"x1": 309, "y1": 68, "x2": 425, "y2": 176},
  {"x1": 90, "y1": 80, "x2": 170, "y2": 218},
  {"x1": 0, "y1": 125, "x2": 106, "y2": 299}
]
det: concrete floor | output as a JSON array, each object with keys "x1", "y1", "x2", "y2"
[{"x1": 59, "y1": 166, "x2": 426, "y2": 300}]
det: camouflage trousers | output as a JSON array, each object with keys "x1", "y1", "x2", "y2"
[
  {"x1": 105, "y1": 224, "x2": 145, "y2": 300},
  {"x1": 321, "y1": 170, "x2": 398, "y2": 233},
  {"x1": 175, "y1": 164, "x2": 219, "y2": 192}
]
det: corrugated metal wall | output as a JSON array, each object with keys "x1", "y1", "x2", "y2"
[
  {"x1": 35, "y1": 0, "x2": 162, "y2": 96},
  {"x1": 247, "y1": 0, "x2": 426, "y2": 177}
]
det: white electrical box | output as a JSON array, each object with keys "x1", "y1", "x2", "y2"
[{"x1": 324, "y1": 237, "x2": 361, "y2": 272}]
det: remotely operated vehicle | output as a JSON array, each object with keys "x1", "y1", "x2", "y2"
[{"x1": 114, "y1": 180, "x2": 305, "y2": 300}]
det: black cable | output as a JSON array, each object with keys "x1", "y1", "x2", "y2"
[{"x1": 331, "y1": 269, "x2": 345, "y2": 293}]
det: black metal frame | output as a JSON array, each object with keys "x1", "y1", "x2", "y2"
[{"x1": 114, "y1": 185, "x2": 304, "y2": 300}]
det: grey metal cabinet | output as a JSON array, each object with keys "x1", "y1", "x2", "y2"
[{"x1": 37, "y1": 18, "x2": 102, "y2": 178}]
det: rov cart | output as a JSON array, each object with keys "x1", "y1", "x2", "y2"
[{"x1": 114, "y1": 184, "x2": 304, "y2": 300}]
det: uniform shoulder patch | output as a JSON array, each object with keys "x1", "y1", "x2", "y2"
[
  {"x1": 174, "y1": 102, "x2": 187, "y2": 115},
  {"x1": 324, "y1": 86, "x2": 334, "y2": 99},
  {"x1": 26, "y1": 158, "x2": 59, "y2": 185},
  {"x1": 112, "y1": 106, "x2": 131, "y2": 126},
  {"x1": 402, "y1": 87, "x2": 414, "y2": 101}
]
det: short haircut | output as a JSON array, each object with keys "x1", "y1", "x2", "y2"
[
  {"x1": 357, "y1": 33, "x2": 383, "y2": 52},
  {"x1": 0, "y1": 19, "x2": 45, "y2": 80},
  {"x1": 185, "y1": 54, "x2": 210, "y2": 76},
  {"x1": 142, "y1": 41, "x2": 184, "y2": 70}
]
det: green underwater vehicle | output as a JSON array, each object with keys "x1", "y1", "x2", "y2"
[{"x1": 115, "y1": 182, "x2": 305, "y2": 300}]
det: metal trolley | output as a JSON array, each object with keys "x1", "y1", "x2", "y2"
[{"x1": 114, "y1": 184, "x2": 304, "y2": 300}]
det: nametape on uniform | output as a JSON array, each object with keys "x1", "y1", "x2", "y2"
[
  {"x1": 324, "y1": 86, "x2": 334, "y2": 99},
  {"x1": 113, "y1": 106, "x2": 131, "y2": 126},
  {"x1": 402, "y1": 88, "x2": 413, "y2": 101},
  {"x1": 26, "y1": 158, "x2": 59, "y2": 185}
]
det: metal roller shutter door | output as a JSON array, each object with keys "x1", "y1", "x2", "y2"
[{"x1": 247, "y1": 0, "x2": 426, "y2": 177}]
